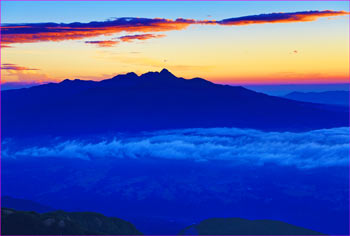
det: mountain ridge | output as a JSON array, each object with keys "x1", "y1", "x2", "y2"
[
  {"x1": 284, "y1": 90, "x2": 349, "y2": 106},
  {"x1": 179, "y1": 217, "x2": 325, "y2": 235},
  {"x1": 1, "y1": 196, "x2": 54, "y2": 213},
  {"x1": 2, "y1": 69, "x2": 348, "y2": 137},
  {"x1": 1, "y1": 207, "x2": 142, "y2": 235}
]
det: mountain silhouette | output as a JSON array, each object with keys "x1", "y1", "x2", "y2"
[
  {"x1": 1, "y1": 208, "x2": 142, "y2": 235},
  {"x1": 179, "y1": 218, "x2": 325, "y2": 235},
  {"x1": 1, "y1": 196, "x2": 54, "y2": 213},
  {"x1": 284, "y1": 91, "x2": 349, "y2": 106},
  {"x1": 2, "y1": 69, "x2": 348, "y2": 137}
]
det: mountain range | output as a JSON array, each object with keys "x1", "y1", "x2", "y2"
[
  {"x1": 179, "y1": 218, "x2": 325, "y2": 235},
  {"x1": 283, "y1": 91, "x2": 349, "y2": 106},
  {"x1": 1, "y1": 208, "x2": 142, "y2": 235},
  {"x1": 1, "y1": 206, "x2": 325, "y2": 235},
  {"x1": 1, "y1": 196, "x2": 54, "y2": 213},
  {"x1": 2, "y1": 69, "x2": 348, "y2": 138}
]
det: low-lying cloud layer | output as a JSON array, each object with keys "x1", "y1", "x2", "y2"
[
  {"x1": 1, "y1": 63, "x2": 39, "y2": 71},
  {"x1": 4, "y1": 127, "x2": 349, "y2": 169},
  {"x1": 1, "y1": 10, "x2": 348, "y2": 47}
]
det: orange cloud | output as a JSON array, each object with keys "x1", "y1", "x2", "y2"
[
  {"x1": 218, "y1": 10, "x2": 349, "y2": 25},
  {"x1": 1, "y1": 18, "x2": 194, "y2": 47},
  {"x1": 1, "y1": 63, "x2": 61, "y2": 84},
  {"x1": 84, "y1": 34, "x2": 165, "y2": 47},
  {"x1": 85, "y1": 40, "x2": 119, "y2": 47},
  {"x1": 1, "y1": 63, "x2": 39, "y2": 71},
  {"x1": 118, "y1": 34, "x2": 166, "y2": 42},
  {"x1": 1, "y1": 10, "x2": 348, "y2": 47},
  {"x1": 1, "y1": 69, "x2": 56, "y2": 84},
  {"x1": 1, "y1": 44, "x2": 12, "y2": 48}
]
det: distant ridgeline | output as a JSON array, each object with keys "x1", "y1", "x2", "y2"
[
  {"x1": 283, "y1": 91, "x2": 349, "y2": 106},
  {"x1": 1, "y1": 196, "x2": 55, "y2": 213},
  {"x1": 2, "y1": 207, "x2": 325, "y2": 235},
  {"x1": 2, "y1": 69, "x2": 348, "y2": 138}
]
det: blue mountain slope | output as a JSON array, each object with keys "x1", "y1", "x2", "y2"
[
  {"x1": 1, "y1": 196, "x2": 54, "y2": 213},
  {"x1": 284, "y1": 91, "x2": 349, "y2": 106},
  {"x1": 2, "y1": 69, "x2": 348, "y2": 138}
]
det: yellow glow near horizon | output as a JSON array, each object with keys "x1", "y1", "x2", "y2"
[{"x1": 1, "y1": 16, "x2": 349, "y2": 85}]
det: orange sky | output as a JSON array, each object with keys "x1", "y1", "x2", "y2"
[{"x1": 1, "y1": 3, "x2": 349, "y2": 85}]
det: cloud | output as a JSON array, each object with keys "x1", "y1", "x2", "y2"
[
  {"x1": 217, "y1": 10, "x2": 349, "y2": 25},
  {"x1": 85, "y1": 40, "x2": 119, "y2": 47},
  {"x1": 1, "y1": 10, "x2": 348, "y2": 47},
  {"x1": 84, "y1": 34, "x2": 165, "y2": 47},
  {"x1": 1, "y1": 17, "x2": 195, "y2": 47},
  {"x1": 118, "y1": 34, "x2": 166, "y2": 42},
  {"x1": 1, "y1": 63, "x2": 57, "y2": 84},
  {"x1": 5, "y1": 127, "x2": 349, "y2": 169},
  {"x1": 1, "y1": 44, "x2": 12, "y2": 48},
  {"x1": 1, "y1": 63, "x2": 39, "y2": 71}
]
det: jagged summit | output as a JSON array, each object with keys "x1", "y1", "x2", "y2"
[
  {"x1": 3, "y1": 68, "x2": 348, "y2": 137},
  {"x1": 138, "y1": 68, "x2": 178, "y2": 80},
  {"x1": 159, "y1": 68, "x2": 177, "y2": 78},
  {"x1": 160, "y1": 68, "x2": 171, "y2": 74},
  {"x1": 110, "y1": 69, "x2": 178, "y2": 81},
  {"x1": 57, "y1": 69, "x2": 182, "y2": 85},
  {"x1": 111, "y1": 71, "x2": 139, "y2": 80}
]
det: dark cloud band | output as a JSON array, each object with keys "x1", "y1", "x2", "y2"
[{"x1": 1, "y1": 10, "x2": 348, "y2": 47}]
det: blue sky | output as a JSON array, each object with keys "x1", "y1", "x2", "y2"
[
  {"x1": 1, "y1": 1, "x2": 349, "y2": 93},
  {"x1": 2, "y1": 1, "x2": 349, "y2": 23}
]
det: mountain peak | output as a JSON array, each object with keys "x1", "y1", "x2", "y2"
[
  {"x1": 159, "y1": 68, "x2": 177, "y2": 79},
  {"x1": 125, "y1": 72, "x2": 138, "y2": 77},
  {"x1": 60, "y1": 79, "x2": 72, "y2": 83},
  {"x1": 111, "y1": 72, "x2": 138, "y2": 80},
  {"x1": 160, "y1": 68, "x2": 170, "y2": 74},
  {"x1": 139, "y1": 68, "x2": 177, "y2": 80}
]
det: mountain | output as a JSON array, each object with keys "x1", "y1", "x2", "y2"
[
  {"x1": 1, "y1": 208, "x2": 326, "y2": 235},
  {"x1": 1, "y1": 196, "x2": 54, "y2": 213},
  {"x1": 1, "y1": 82, "x2": 42, "y2": 91},
  {"x1": 1, "y1": 208, "x2": 142, "y2": 235},
  {"x1": 179, "y1": 218, "x2": 325, "y2": 235},
  {"x1": 284, "y1": 91, "x2": 349, "y2": 106},
  {"x1": 2, "y1": 69, "x2": 348, "y2": 138}
]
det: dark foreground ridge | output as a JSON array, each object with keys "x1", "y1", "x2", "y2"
[
  {"x1": 1, "y1": 196, "x2": 55, "y2": 213},
  {"x1": 179, "y1": 218, "x2": 325, "y2": 235},
  {"x1": 2, "y1": 208, "x2": 325, "y2": 235},
  {"x1": 2, "y1": 69, "x2": 348, "y2": 137},
  {"x1": 1, "y1": 208, "x2": 142, "y2": 235}
]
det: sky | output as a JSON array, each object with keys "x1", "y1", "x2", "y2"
[{"x1": 1, "y1": 1, "x2": 349, "y2": 89}]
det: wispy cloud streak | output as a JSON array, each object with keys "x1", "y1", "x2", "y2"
[
  {"x1": 1, "y1": 17, "x2": 194, "y2": 47},
  {"x1": 1, "y1": 10, "x2": 348, "y2": 47},
  {"x1": 218, "y1": 10, "x2": 349, "y2": 25},
  {"x1": 1, "y1": 63, "x2": 39, "y2": 71},
  {"x1": 118, "y1": 33, "x2": 166, "y2": 42},
  {"x1": 84, "y1": 34, "x2": 165, "y2": 47},
  {"x1": 85, "y1": 40, "x2": 119, "y2": 47}
]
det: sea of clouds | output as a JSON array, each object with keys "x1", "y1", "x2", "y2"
[{"x1": 3, "y1": 127, "x2": 349, "y2": 169}]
